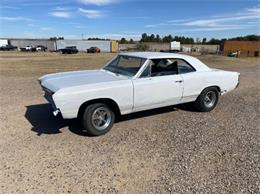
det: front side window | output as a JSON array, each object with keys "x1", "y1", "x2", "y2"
[
  {"x1": 104, "y1": 55, "x2": 146, "y2": 77},
  {"x1": 139, "y1": 64, "x2": 151, "y2": 78}
]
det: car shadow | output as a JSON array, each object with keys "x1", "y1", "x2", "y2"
[
  {"x1": 25, "y1": 103, "x2": 197, "y2": 136},
  {"x1": 174, "y1": 103, "x2": 198, "y2": 112},
  {"x1": 25, "y1": 104, "x2": 86, "y2": 136}
]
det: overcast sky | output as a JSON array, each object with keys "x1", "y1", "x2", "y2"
[{"x1": 0, "y1": 0, "x2": 259, "y2": 40}]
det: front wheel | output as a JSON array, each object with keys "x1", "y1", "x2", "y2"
[
  {"x1": 193, "y1": 87, "x2": 219, "y2": 112},
  {"x1": 82, "y1": 103, "x2": 115, "y2": 136}
]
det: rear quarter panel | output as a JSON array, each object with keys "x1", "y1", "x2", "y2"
[{"x1": 181, "y1": 69, "x2": 239, "y2": 103}]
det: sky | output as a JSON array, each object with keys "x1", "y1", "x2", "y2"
[{"x1": 0, "y1": 0, "x2": 259, "y2": 40}]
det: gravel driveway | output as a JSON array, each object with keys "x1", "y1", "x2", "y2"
[{"x1": 0, "y1": 52, "x2": 259, "y2": 193}]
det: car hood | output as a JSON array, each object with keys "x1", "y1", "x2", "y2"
[{"x1": 39, "y1": 69, "x2": 127, "y2": 92}]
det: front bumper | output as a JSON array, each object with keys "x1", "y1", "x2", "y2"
[
  {"x1": 42, "y1": 86, "x2": 60, "y2": 116},
  {"x1": 236, "y1": 74, "x2": 240, "y2": 88},
  {"x1": 42, "y1": 87, "x2": 55, "y2": 107}
]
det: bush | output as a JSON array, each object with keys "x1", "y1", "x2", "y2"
[{"x1": 137, "y1": 42, "x2": 149, "y2": 51}]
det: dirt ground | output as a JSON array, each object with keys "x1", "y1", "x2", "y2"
[{"x1": 0, "y1": 51, "x2": 259, "y2": 193}]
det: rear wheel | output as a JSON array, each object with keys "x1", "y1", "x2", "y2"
[
  {"x1": 82, "y1": 103, "x2": 115, "y2": 136},
  {"x1": 193, "y1": 87, "x2": 219, "y2": 112}
]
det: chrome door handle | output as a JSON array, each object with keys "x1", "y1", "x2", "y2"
[{"x1": 175, "y1": 80, "x2": 183, "y2": 83}]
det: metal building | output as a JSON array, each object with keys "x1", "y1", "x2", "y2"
[
  {"x1": 56, "y1": 40, "x2": 118, "y2": 52},
  {"x1": 5, "y1": 38, "x2": 119, "y2": 52},
  {"x1": 118, "y1": 42, "x2": 220, "y2": 53},
  {"x1": 224, "y1": 41, "x2": 260, "y2": 57},
  {"x1": 9, "y1": 39, "x2": 56, "y2": 51}
]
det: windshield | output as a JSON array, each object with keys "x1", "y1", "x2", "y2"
[{"x1": 103, "y1": 55, "x2": 146, "y2": 77}]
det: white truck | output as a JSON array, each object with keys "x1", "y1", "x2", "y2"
[
  {"x1": 170, "y1": 41, "x2": 181, "y2": 52},
  {"x1": 0, "y1": 39, "x2": 8, "y2": 47},
  {"x1": 39, "y1": 52, "x2": 240, "y2": 136}
]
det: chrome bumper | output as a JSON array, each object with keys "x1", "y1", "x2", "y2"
[
  {"x1": 236, "y1": 74, "x2": 240, "y2": 88},
  {"x1": 53, "y1": 109, "x2": 60, "y2": 116},
  {"x1": 42, "y1": 86, "x2": 60, "y2": 116}
]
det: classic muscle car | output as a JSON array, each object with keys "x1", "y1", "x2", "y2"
[{"x1": 39, "y1": 52, "x2": 240, "y2": 135}]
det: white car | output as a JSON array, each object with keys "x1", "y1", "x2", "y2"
[
  {"x1": 39, "y1": 52, "x2": 240, "y2": 135},
  {"x1": 25, "y1": 45, "x2": 32, "y2": 51}
]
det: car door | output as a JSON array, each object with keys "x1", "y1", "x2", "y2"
[
  {"x1": 132, "y1": 59, "x2": 184, "y2": 112},
  {"x1": 176, "y1": 59, "x2": 201, "y2": 103}
]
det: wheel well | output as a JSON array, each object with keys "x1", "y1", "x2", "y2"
[
  {"x1": 77, "y1": 98, "x2": 121, "y2": 119},
  {"x1": 203, "y1": 86, "x2": 221, "y2": 94}
]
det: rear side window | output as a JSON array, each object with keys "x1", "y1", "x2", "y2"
[{"x1": 176, "y1": 59, "x2": 195, "y2": 74}]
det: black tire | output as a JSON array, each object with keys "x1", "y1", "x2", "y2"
[
  {"x1": 82, "y1": 103, "x2": 115, "y2": 136},
  {"x1": 193, "y1": 87, "x2": 219, "y2": 112}
]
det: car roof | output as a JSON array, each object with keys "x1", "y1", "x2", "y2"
[{"x1": 119, "y1": 52, "x2": 210, "y2": 71}]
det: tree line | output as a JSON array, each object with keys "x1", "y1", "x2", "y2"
[
  {"x1": 118, "y1": 34, "x2": 260, "y2": 44},
  {"x1": 49, "y1": 34, "x2": 259, "y2": 45}
]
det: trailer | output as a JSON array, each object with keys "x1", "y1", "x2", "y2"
[
  {"x1": 0, "y1": 39, "x2": 8, "y2": 47},
  {"x1": 170, "y1": 41, "x2": 181, "y2": 52}
]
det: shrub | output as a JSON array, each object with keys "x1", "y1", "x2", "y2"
[{"x1": 137, "y1": 42, "x2": 149, "y2": 51}]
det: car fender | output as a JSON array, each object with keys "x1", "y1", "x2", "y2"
[{"x1": 53, "y1": 80, "x2": 134, "y2": 119}]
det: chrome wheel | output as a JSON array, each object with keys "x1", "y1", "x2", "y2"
[
  {"x1": 91, "y1": 106, "x2": 112, "y2": 131},
  {"x1": 204, "y1": 91, "x2": 217, "y2": 108}
]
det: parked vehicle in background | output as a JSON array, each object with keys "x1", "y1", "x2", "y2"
[
  {"x1": 31, "y1": 47, "x2": 37, "y2": 52},
  {"x1": 60, "y1": 46, "x2": 78, "y2": 54},
  {"x1": 0, "y1": 44, "x2": 17, "y2": 51},
  {"x1": 36, "y1": 45, "x2": 47, "y2": 51},
  {"x1": 170, "y1": 41, "x2": 181, "y2": 52},
  {"x1": 87, "y1": 47, "x2": 101, "y2": 53},
  {"x1": 228, "y1": 51, "x2": 240, "y2": 57},
  {"x1": 20, "y1": 45, "x2": 34, "y2": 51},
  {"x1": 25, "y1": 46, "x2": 32, "y2": 51},
  {"x1": 39, "y1": 52, "x2": 240, "y2": 136},
  {"x1": 160, "y1": 41, "x2": 181, "y2": 53},
  {"x1": 0, "y1": 39, "x2": 8, "y2": 47}
]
